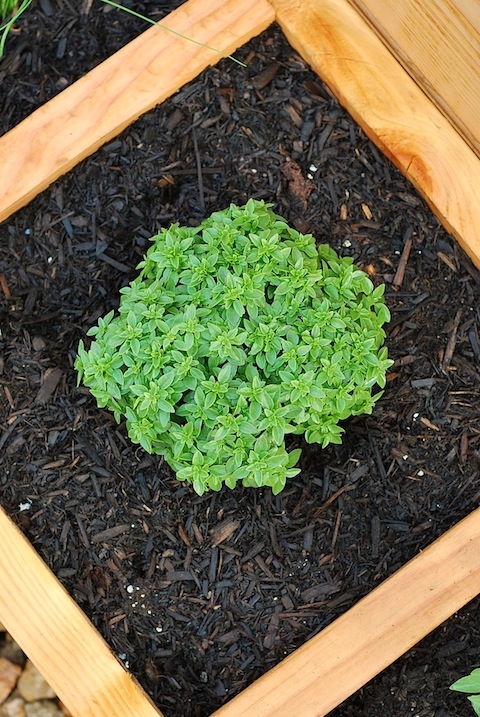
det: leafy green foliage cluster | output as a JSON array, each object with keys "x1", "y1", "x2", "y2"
[
  {"x1": 76, "y1": 199, "x2": 392, "y2": 495},
  {"x1": 451, "y1": 669, "x2": 480, "y2": 715}
]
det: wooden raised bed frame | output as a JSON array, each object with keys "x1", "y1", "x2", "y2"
[{"x1": 1, "y1": 1, "x2": 480, "y2": 715}]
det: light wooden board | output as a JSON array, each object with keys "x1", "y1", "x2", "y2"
[
  {"x1": 0, "y1": 506, "x2": 163, "y2": 717},
  {"x1": 0, "y1": 0, "x2": 275, "y2": 223},
  {"x1": 348, "y1": 0, "x2": 480, "y2": 157},
  {"x1": 270, "y1": 0, "x2": 480, "y2": 270},
  {"x1": 212, "y1": 505, "x2": 480, "y2": 717}
]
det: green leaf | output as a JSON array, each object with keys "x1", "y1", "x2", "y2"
[
  {"x1": 376, "y1": 302, "x2": 391, "y2": 324},
  {"x1": 286, "y1": 448, "x2": 302, "y2": 468},
  {"x1": 271, "y1": 475, "x2": 286, "y2": 495},
  {"x1": 451, "y1": 669, "x2": 480, "y2": 693},
  {"x1": 193, "y1": 477, "x2": 206, "y2": 496},
  {"x1": 468, "y1": 695, "x2": 480, "y2": 717}
]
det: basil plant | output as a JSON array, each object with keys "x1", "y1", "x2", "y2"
[{"x1": 76, "y1": 199, "x2": 392, "y2": 495}]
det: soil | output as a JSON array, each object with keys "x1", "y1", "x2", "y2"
[{"x1": 1, "y1": 3, "x2": 480, "y2": 717}]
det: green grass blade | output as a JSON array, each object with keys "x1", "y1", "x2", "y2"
[
  {"x1": 99, "y1": 0, "x2": 246, "y2": 67},
  {"x1": 0, "y1": 0, "x2": 33, "y2": 59}
]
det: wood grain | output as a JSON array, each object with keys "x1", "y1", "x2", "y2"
[
  {"x1": 0, "y1": 0, "x2": 275, "y2": 223},
  {"x1": 212, "y1": 506, "x2": 480, "y2": 717},
  {"x1": 348, "y1": 0, "x2": 480, "y2": 157},
  {"x1": 454, "y1": 0, "x2": 480, "y2": 34},
  {"x1": 270, "y1": 0, "x2": 480, "y2": 270},
  {"x1": 0, "y1": 506, "x2": 163, "y2": 717}
]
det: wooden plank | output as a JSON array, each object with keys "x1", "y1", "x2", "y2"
[
  {"x1": 0, "y1": 0, "x2": 275, "y2": 223},
  {"x1": 0, "y1": 506, "x2": 163, "y2": 717},
  {"x1": 211, "y1": 506, "x2": 480, "y2": 717},
  {"x1": 348, "y1": 0, "x2": 480, "y2": 157},
  {"x1": 269, "y1": 0, "x2": 480, "y2": 270},
  {"x1": 454, "y1": 0, "x2": 480, "y2": 34}
]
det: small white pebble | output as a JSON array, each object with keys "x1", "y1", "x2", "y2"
[
  {"x1": 309, "y1": 164, "x2": 318, "y2": 173},
  {"x1": 19, "y1": 500, "x2": 32, "y2": 512},
  {"x1": 402, "y1": 454, "x2": 408, "y2": 460},
  {"x1": 156, "y1": 626, "x2": 163, "y2": 633},
  {"x1": 126, "y1": 585, "x2": 135, "y2": 594},
  {"x1": 417, "y1": 470, "x2": 425, "y2": 477}
]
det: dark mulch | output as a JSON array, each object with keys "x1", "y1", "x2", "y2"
[{"x1": 1, "y1": 3, "x2": 480, "y2": 716}]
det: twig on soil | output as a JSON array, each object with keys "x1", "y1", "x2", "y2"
[
  {"x1": 331, "y1": 509, "x2": 342, "y2": 550},
  {"x1": 460, "y1": 432, "x2": 469, "y2": 463},
  {"x1": 313, "y1": 484, "x2": 354, "y2": 517},
  {"x1": 392, "y1": 354, "x2": 417, "y2": 367},
  {"x1": 392, "y1": 228, "x2": 413, "y2": 290},
  {"x1": 75, "y1": 513, "x2": 91, "y2": 549},
  {"x1": 371, "y1": 516, "x2": 381, "y2": 559},
  {"x1": 191, "y1": 128, "x2": 205, "y2": 210},
  {"x1": 0, "y1": 416, "x2": 21, "y2": 451},
  {"x1": 441, "y1": 308, "x2": 463, "y2": 369},
  {"x1": 0, "y1": 273, "x2": 11, "y2": 298},
  {"x1": 370, "y1": 436, "x2": 387, "y2": 481}
]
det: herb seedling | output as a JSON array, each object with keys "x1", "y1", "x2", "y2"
[
  {"x1": 76, "y1": 199, "x2": 392, "y2": 495},
  {"x1": 451, "y1": 669, "x2": 480, "y2": 715}
]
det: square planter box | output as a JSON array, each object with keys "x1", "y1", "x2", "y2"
[{"x1": 1, "y1": 1, "x2": 480, "y2": 716}]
